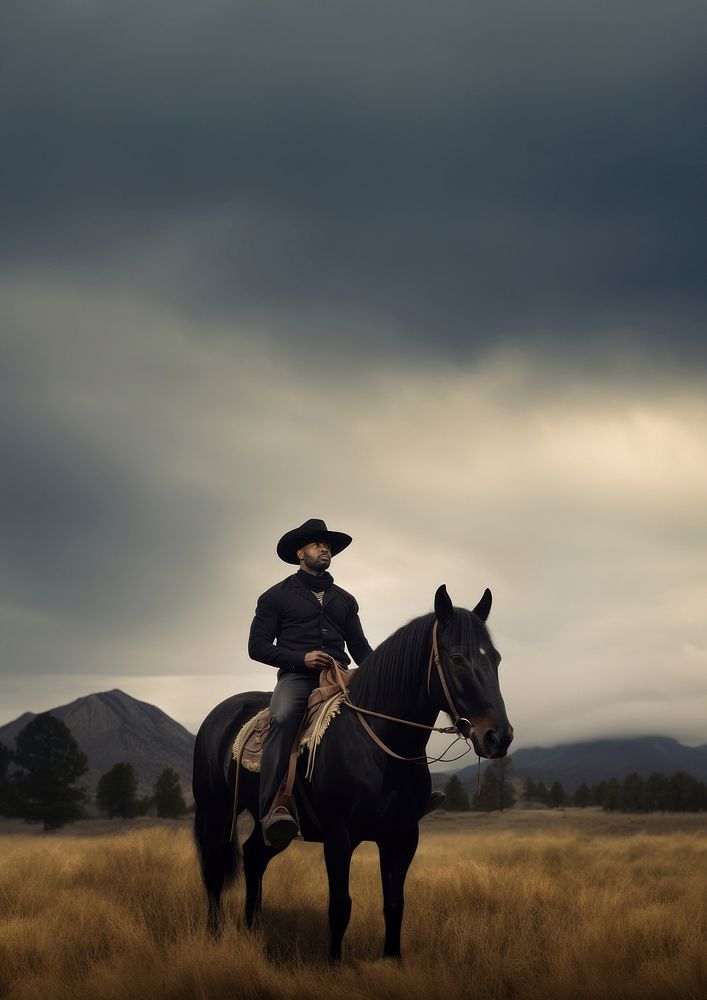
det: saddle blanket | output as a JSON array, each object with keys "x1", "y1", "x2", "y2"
[{"x1": 232, "y1": 666, "x2": 355, "y2": 781}]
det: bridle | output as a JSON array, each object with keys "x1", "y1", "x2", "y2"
[
  {"x1": 426, "y1": 620, "x2": 473, "y2": 737},
  {"x1": 335, "y1": 620, "x2": 477, "y2": 767},
  {"x1": 230, "y1": 621, "x2": 480, "y2": 842}
]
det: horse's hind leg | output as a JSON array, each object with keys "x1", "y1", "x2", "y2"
[
  {"x1": 242, "y1": 821, "x2": 282, "y2": 928},
  {"x1": 378, "y1": 825, "x2": 419, "y2": 960}
]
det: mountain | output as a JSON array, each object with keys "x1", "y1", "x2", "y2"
[
  {"x1": 4, "y1": 691, "x2": 705, "y2": 808},
  {"x1": 0, "y1": 689, "x2": 195, "y2": 803},
  {"x1": 448, "y1": 736, "x2": 707, "y2": 794}
]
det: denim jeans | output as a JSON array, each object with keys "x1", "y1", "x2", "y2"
[{"x1": 259, "y1": 670, "x2": 319, "y2": 821}]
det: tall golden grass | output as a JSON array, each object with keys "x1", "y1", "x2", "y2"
[{"x1": 1, "y1": 812, "x2": 705, "y2": 1000}]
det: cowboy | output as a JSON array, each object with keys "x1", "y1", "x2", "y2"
[
  {"x1": 249, "y1": 517, "x2": 446, "y2": 847},
  {"x1": 248, "y1": 518, "x2": 373, "y2": 845}
]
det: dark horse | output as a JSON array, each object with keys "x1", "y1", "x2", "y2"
[{"x1": 192, "y1": 584, "x2": 513, "y2": 960}]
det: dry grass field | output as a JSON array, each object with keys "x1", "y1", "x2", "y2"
[{"x1": 1, "y1": 809, "x2": 705, "y2": 1000}]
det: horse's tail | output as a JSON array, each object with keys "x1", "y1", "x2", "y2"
[
  {"x1": 193, "y1": 794, "x2": 243, "y2": 886},
  {"x1": 192, "y1": 724, "x2": 243, "y2": 892},
  {"x1": 224, "y1": 756, "x2": 244, "y2": 885}
]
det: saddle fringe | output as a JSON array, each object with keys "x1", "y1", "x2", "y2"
[{"x1": 231, "y1": 663, "x2": 354, "y2": 780}]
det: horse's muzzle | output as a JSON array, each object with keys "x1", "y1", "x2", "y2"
[{"x1": 472, "y1": 725, "x2": 514, "y2": 758}]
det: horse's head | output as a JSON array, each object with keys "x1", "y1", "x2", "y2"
[{"x1": 433, "y1": 584, "x2": 514, "y2": 759}]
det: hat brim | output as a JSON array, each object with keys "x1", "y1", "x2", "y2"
[{"x1": 277, "y1": 528, "x2": 352, "y2": 565}]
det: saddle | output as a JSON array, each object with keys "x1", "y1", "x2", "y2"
[{"x1": 232, "y1": 662, "x2": 355, "y2": 782}]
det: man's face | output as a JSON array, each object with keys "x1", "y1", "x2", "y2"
[{"x1": 298, "y1": 540, "x2": 332, "y2": 573}]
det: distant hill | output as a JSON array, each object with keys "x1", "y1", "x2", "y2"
[
  {"x1": 0, "y1": 690, "x2": 195, "y2": 803},
  {"x1": 441, "y1": 736, "x2": 707, "y2": 795},
  {"x1": 4, "y1": 692, "x2": 705, "y2": 810}
]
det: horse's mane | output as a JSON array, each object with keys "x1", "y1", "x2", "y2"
[{"x1": 349, "y1": 607, "x2": 487, "y2": 714}]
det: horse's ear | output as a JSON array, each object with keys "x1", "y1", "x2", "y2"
[
  {"x1": 434, "y1": 584, "x2": 454, "y2": 625},
  {"x1": 471, "y1": 588, "x2": 492, "y2": 622}
]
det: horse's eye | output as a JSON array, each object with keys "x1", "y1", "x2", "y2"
[{"x1": 450, "y1": 653, "x2": 465, "y2": 665}]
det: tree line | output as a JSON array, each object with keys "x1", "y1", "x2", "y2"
[
  {"x1": 442, "y1": 758, "x2": 707, "y2": 813},
  {"x1": 0, "y1": 712, "x2": 189, "y2": 830},
  {"x1": 560, "y1": 771, "x2": 707, "y2": 812}
]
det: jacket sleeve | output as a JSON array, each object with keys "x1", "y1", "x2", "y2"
[
  {"x1": 248, "y1": 589, "x2": 308, "y2": 671},
  {"x1": 344, "y1": 598, "x2": 375, "y2": 666}
]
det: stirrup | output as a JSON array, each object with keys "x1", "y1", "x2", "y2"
[{"x1": 263, "y1": 806, "x2": 299, "y2": 846}]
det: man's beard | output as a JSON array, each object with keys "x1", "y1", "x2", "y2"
[{"x1": 303, "y1": 553, "x2": 330, "y2": 574}]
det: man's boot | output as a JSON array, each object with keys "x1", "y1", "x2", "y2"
[
  {"x1": 422, "y1": 790, "x2": 447, "y2": 816},
  {"x1": 262, "y1": 743, "x2": 302, "y2": 847},
  {"x1": 263, "y1": 803, "x2": 299, "y2": 847}
]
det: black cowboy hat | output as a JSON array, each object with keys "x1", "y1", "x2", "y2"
[{"x1": 276, "y1": 518, "x2": 353, "y2": 565}]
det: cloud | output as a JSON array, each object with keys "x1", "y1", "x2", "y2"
[
  {"x1": 2, "y1": 0, "x2": 705, "y2": 747},
  {"x1": 2, "y1": 0, "x2": 706, "y2": 364},
  {"x1": 1, "y1": 293, "x2": 228, "y2": 635},
  {"x1": 1, "y1": 275, "x2": 706, "y2": 748}
]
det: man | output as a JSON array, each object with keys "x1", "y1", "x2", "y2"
[{"x1": 248, "y1": 518, "x2": 373, "y2": 845}]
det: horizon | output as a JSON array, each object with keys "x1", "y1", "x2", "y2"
[{"x1": 1, "y1": 687, "x2": 704, "y2": 760}]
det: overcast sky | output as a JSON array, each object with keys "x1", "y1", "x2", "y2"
[{"x1": 2, "y1": 0, "x2": 706, "y2": 757}]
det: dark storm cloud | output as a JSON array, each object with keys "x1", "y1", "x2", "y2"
[
  {"x1": 2, "y1": 2, "x2": 706, "y2": 745},
  {"x1": 2, "y1": 0, "x2": 706, "y2": 362},
  {"x1": 0, "y1": 333, "x2": 227, "y2": 631}
]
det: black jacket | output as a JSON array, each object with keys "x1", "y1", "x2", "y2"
[{"x1": 248, "y1": 573, "x2": 374, "y2": 677}]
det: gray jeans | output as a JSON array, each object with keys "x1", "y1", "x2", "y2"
[{"x1": 259, "y1": 671, "x2": 319, "y2": 821}]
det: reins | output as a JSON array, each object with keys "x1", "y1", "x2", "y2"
[
  {"x1": 230, "y1": 621, "x2": 482, "y2": 841},
  {"x1": 332, "y1": 621, "x2": 480, "y2": 773}
]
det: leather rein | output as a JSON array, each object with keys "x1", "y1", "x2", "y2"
[
  {"x1": 333, "y1": 621, "x2": 476, "y2": 767},
  {"x1": 230, "y1": 622, "x2": 479, "y2": 842}
]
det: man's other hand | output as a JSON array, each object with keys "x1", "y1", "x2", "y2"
[{"x1": 304, "y1": 650, "x2": 331, "y2": 670}]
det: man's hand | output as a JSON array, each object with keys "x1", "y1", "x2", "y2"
[{"x1": 304, "y1": 650, "x2": 332, "y2": 670}]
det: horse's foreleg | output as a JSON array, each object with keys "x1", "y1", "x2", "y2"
[
  {"x1": 378, "y1": 825, "x2": 419, "y2": 960},
  {"x1": 207, "y1": 892, "x2": 223, "y2": 937},
  {"x1": 323, "y1": 824, "x2": 354, "y2": 961}
]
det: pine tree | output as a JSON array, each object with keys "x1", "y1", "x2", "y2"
[
  {"x1": 96, "y1": 763, "x2": 139, "y2": 819},
  {"x1": 620, "y1": 772, "x2": 645, "y2": 812},
  {"x1": 645, "y1": 772, "x2": 667, "y2": 811},
  {"x1": 665, "y1": 771, "x2": 704, "y2": 811},
  {"x1": 549, "y1": 781, "x2": 566, "y2": 808},
  {"x1": 573, "y1": 782, "x2": 591, "y2": 808},
  {"x1": 13, "y1": 713, "x2": 88, "y2": 830},
  {"x1": 535, "y1": 781, "x2": 551, "y2": 806},
  {"x1": 591, "y1": 781, "x2": 605, "y2": 806},
  {"x1": 472, "y1": 758, "x2": 515, "y2": 812},
  {"x1": 600, "y1": 778, "x2": 621, "y2": 812},
  {"x1": 443, "y1": 774, "x2": 470, "y2": 811},
  {"x1": 523, "y1": 777, "x2": 538, "y2": 803},
  {"x1": 153, "y1": 767, "x2": 187, "y2": 818}
]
